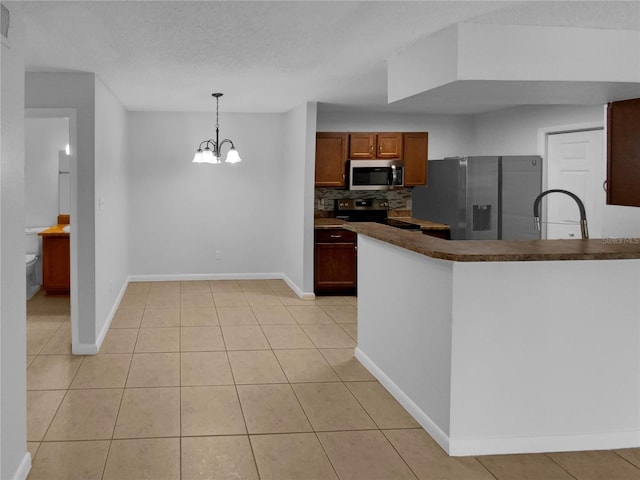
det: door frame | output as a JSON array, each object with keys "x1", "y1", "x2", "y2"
[
  {"x1": 25, "y1": 107, "x2": 78, "y2": 351},
  {"x1": 537, "y1": 120, "x2": 604, "y2": 239}
]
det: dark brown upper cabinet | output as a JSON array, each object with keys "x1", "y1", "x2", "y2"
[
  {"x1": 607, "y1": 98, "x2": 640, "y2": 207},
  {"x1": 403, "y1": 132, "x2": 428, "y2": 186}
]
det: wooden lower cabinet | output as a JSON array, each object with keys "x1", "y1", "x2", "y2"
[
  {"x1": 41, "y1": 236, "x2": 70, "y2": 294},
  {"x1": 314, "y1": 229, "x2": 357, "y2": 295}
]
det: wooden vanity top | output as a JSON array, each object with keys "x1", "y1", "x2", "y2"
[
  {"x1": 38, "y1": 225, "x2": 70, "y2": 237},
  {"x1": 342, "y1": 222, "x2": 640, "y2": 262}
]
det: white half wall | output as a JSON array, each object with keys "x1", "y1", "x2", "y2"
[
  {"x1": 128, "y1": 112, "x2": 286, "y2": 278},
  {"x1": 1, "y1": 8, "x2": 30, "y2": 479},
  {"x1": 356, "y1": 233, "x2": 640, "y2": 456},
  {"x1": 450, "y1": 260, "x2": 640, "y2": 455},
  {"x1": 356, "y1": 236, "x2": 454, "y2": 444}
]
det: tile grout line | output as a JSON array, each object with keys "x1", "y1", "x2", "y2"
[
  {"x1": 30, "y1": 282, "x2": 468, "y2": 479},
  {"x1": 611, "y1": 450, "x2": 640, "y2": 471},
  {"x1": 543, "y1": 453, "x2": 581, "y2": 480},
  {"x1": 101, "y1": 284, "x2": 147, "y2": 479},
  {"x1": 463, "y1": 456, "x2": 502, "y2": 480}
]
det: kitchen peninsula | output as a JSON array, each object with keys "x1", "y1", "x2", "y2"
[{"x1": 345, "y1": 222, "x2": 640, "y2": 457}]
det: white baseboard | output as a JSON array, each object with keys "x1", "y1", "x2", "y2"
[
  {"x1": 96, "y1": 279, "x2": 129, "y2": 350},
  {"x1": 128, "y1": 273, "x2": 315, "y2": 300},
  {"x1": 355, "y1": 347, "x2": 640, "y2": 457},
  {"x1": 280, "y1": 273, "x2": 315, "y2": 300},
  {"x1": 72, "y1": 343, "x2": 98, "y2": 355},
  {"x1": 12, "y1": 452, "x2": 31, "y2": 480},
  {"x1": 355, "y1": 347, "x2": 451, "y2": 454},
  {"x1": 449, "y1": 430, "x2": 640, "y2": 457},
  {"x1": 128, "y1": 272, "x2": 285, "y2": 282},
  {"x1": 71, "y1": 279, "x2": 129, "y2": 355}
]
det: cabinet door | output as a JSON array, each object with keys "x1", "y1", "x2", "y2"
[
  {"x1": 314, "y1": 243, "x2": 357, "y2": 293},
  {"x1": 42, "y1": 236, "x2": 70, "y2": 294},
  {"x1": 376, "y1": 133, "x2": 403, "y2": 159},
  {"x1": 349, "y1": 133, "x2": 376, "y2": 159},
  {"x1": 403, "y1": 132, "x2": 428, "y2": 186},
  {"x1": 315, "y1": 133, "x2": 348, "y2": 187},
  {"x1": 607, "y1": 98, "x2": 640, "y2": 206}
]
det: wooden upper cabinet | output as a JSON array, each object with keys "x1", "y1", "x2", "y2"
[
  {"x1": 349, "y1": 133, "x2": 376, "y2": 159},
  {"x1": 403, "y1": 132, "x2": 428, "y2": 186},
  {"x1": 315, "y1": 133, "x2": 348, "y2": 187},
  {"x1": 607, "y1": 98, "x2": 640, "y2": 206},
  {"x1": 376, "y1": 133, "x2": 403, "y2": 159},
  {"x1": 349, "y1": 133, "x2": 403, "y2": 159},
  {"x1": 315, "y1": 130, "x2": 428, "y2": 187}
]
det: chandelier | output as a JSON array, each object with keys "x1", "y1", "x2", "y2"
[{"x1": 192, "y1": 93, "x2": 241, "y2": 164}]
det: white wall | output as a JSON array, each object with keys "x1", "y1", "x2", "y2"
[
  {"x1": 470, "y1": 104, "x2": 604, "y2": 155},
  {"x1": 316, "y1": 108, "x2": 475, "y2": 159},
  {"x1": 24, "y1": 117, "x2": 68, "y2": 227},
  {"x1": 281, "y1": 102, "x2": 317, "y2": 296},
  {"x1": 25, "y1": 72, "x2": 97, "y2": 350},
  {"x1": 1, "y1": 8, "x2": 30, "y2": 479},
  {"x1": 128, "y1": 112, "x2": 286, "y2": 279},
  {"x1": 94, "y1": 77, "x2": 129, "y2": 343}
]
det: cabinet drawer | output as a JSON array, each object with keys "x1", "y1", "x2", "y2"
[{"x1": 315, "y1": 228, "x2": 356, "y2": 243}]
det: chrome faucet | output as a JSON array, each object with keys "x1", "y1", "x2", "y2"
[{"x1": 533, "y1": 189, "x2": 589, "y2": 239}]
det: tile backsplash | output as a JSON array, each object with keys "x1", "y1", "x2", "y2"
[{"x1": 315, "y1": 187, "x2": 412, "y2": 213}]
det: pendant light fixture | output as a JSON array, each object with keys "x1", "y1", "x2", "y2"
[{"x1": 192, "y1": 93, "x2": 241, "y2": 164}]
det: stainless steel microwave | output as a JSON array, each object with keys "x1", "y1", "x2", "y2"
[{"x1": 347, "y1": 160, "x2": 404, "y2": 191}]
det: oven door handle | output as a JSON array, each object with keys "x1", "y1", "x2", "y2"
[{"x1": 390, "y1": 165, "x2": 397, "y2": 190}]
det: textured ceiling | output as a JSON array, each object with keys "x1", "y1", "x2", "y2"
[{"x1": 14, "y1": 1, "x2": 640, "y2": 113}]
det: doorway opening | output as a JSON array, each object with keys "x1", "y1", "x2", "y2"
[{"x1": 25, "y1": 108, "x2": 78, "y2": 353}]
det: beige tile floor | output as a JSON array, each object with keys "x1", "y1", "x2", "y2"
[{"x1": 26, "y1": 281, "x2": 640, "y2": 480}]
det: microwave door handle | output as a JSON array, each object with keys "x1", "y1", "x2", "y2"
[{"x1": 390, "y1": 165, "x2": 397, "y2": 190}]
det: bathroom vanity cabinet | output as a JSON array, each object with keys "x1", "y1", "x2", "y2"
[{"x1": 39, "y1": 227, "x2": 70, "y2": 294}]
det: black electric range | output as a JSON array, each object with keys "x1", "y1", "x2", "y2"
[{"x1": 334, "y1": 199, "x2": 421, "y2": 230}]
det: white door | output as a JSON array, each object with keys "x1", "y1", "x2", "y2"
[{"x1": 546, "y1": 129, "x2": 603, "y2": 239}]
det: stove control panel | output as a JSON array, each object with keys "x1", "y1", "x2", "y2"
[{"x1": 335, "y1": 199, "x2": 389, "y2": 211}]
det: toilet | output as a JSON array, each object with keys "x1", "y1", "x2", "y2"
[{"x1": 25, "y1": 227, "x2": 46, "y2": 299}]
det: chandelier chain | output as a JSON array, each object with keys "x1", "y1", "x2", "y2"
[{"x1": 215, "y1": 95, "x2": 220, "y2": 130}]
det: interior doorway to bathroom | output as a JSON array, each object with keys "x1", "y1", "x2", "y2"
[{"x1": 25, "y1": 108, "x2": 77, "y2": 353}]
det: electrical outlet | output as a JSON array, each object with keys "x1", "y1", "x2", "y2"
[{"x1": 215, "y1": 250, "x2": 222, "y2": 260}]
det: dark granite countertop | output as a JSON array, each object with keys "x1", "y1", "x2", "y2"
[{"x1": 341, "y1": 222, "x2": 640, "y2": 262}]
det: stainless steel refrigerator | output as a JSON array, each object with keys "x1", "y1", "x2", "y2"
[{"x1": 412, "y1": 156, "x2": 542, "y2": 240}]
